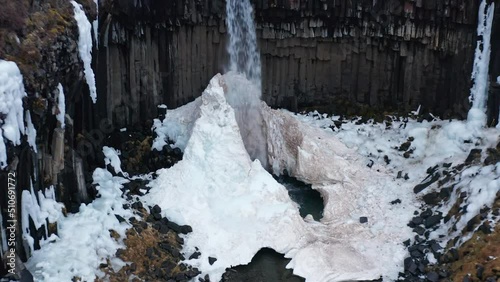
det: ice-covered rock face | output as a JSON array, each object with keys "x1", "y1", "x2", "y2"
[
  {"x1": 147, "y1": 73, "x2": 416, "y2": 282},
  {"x1": 0, "y1": 60, "x2": 26, "y2": 168}
]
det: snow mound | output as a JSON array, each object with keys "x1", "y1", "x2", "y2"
[
  {"x1": 0, "y1": 60, "x2": 26, "y2": 168},
  {"x1": 144, "y1": 73, "x2": 416, "y2": 281},
  {"x1": 144, "y1": 74, "x2": 305, "y2": 280}
]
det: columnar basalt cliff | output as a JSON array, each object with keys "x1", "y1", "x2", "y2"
[{"x1": 97, "y1": 0, "x2": 489, "y2": 126}]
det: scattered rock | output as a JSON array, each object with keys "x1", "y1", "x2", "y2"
[
  {"x1": 464, "y1": 149, "x2": 482, "y2": 164},
  {"x1": 208, "y1": 257, "x2": 217, "y2": 265},
  {"x1": 427, "y1": 271, "x2": 439, "y2": 282},
  {"x1": 391, "y1": 199, "x2": 402, "y2": 205},
  {"x1": 424, "y1": 215, "x2": 442, "y2": 229},
  {"x1": 115, "y1": 214, "x2": 126, "y2": 223},
  {"x1": 359, "y1": 217, "x2": 368, "y2": 223}
]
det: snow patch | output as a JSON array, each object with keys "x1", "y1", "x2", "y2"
[
  {"x1": 103, "y1": 146, "x2": 128, "y2": 177},
  {"x1": 26, "y1": 158, "x2": 133, "y2": 281}
]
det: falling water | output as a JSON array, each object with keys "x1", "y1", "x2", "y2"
[
  {"x1": 226, "y1": 0, "x2": 262, "y2": 86},
  {"x1": 468, "y1": 0, "x2": 495, "y2": 127},
  {"x1": 225, "y1": 0, "x2": 268, "y2": 167}
]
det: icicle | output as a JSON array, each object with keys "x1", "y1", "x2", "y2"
[
  {"x1": 56, "y1": 84, "x2": 66, "y2": 129},
  {"x1": 71, "y1": 1, "x2": 98, "y2": 103},
  {"x1": 25, "y1": 111, "x2": 37, "y2": 153},
  {"x1": 467, "y1": 0, "x2": 495, "y2": 127}
]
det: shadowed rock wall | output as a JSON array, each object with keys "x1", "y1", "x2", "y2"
[{"x1": 97, "y1": 0, "x2": 484, "y2": 127}]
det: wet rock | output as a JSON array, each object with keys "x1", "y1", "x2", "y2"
[
  {"x1": 411, "y1": 216, "x2": 423, "y2": 226},
  {"x1": 115, "y1": 214, "x2": 126, "y2": 223},
  {"x1": 426, "y1": 271, "x2": 439, "y2": 282},
  {"x1": 153, "y1": 212, "x2": 162, "y2": 220},
  {"x1": 159, "y1": 224, "x2": 170, "y2": 234},
  {"x1": 152, "y1": 205, "x2": 162, "y2": 214},
  {"x1": 430, "y1": 242, "x2": 442, "y2": 253},
  {"x1": 424, "y1": 215, "x2": 442, "y2": 229},
  {"x1": 391, "y1": 199, "x2": 402, "y2": 205},
  {"x1": 421, "y1": 209, "x2": 433, "y2": 219},
  {"x1": 422, "y1": 192, "x2": 440, "y2": 205},
  {"x1": 413, "y1": 226, "x2": 425, "y2": 236},
  {"x1": 208, "y1": 257, "x2": 217, "y2": 265},
  {"x1": 465, "y1": 149, "x2": 482, "y2": 164},
  {"x1": 414, "y1": 173, "x2": 440, "y2": 194},
  {"x1": 167, "y1": 221, "x2": 182, "y2": 233},
  {"x1": 476, "y1": 264, "x2": 484, "y2": 279},
  {"x1": 179, "y1": 225, "x2": 193, "y2": 234},
  {"x1": 131, "y1": 201, "x2": 143, "y2": 209},
  {"x1": 189, "y1": 251, "x2": 201, "y2": 260}
]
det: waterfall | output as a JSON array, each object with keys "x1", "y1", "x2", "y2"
[
  {"x1": 225, "y1": 0, "x2": 268, "y2": 167},
  {"x1": 468, "y1": 0, "x2": 495, "y2": 127},
  {"x1": 226, "y1": 0, "x2": 262, "y2": 86}
]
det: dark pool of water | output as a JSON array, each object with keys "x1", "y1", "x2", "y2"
[
  {"x1": 222, "y1": 248, "x2": 305, "y2": 282},
  {"x1": 275, "y1": 174, "x2": 324, "y2": 221}
]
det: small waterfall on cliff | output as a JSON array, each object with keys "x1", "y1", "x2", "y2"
[
  {"x1": 468, "y1": 0, "x2": 495, "y2": 127},
  {"x1": 225, "y1": 0, "x2": 268, "y2": 167}
]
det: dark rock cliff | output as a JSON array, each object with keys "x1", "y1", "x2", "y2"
[
  {"x1": 97, "y1": 0, "x2": 491, "y2": 126},
  {"x1": 0, "y1": 0, "x2": 98, "y2": 277}
]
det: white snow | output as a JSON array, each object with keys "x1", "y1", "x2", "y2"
[
  {"x1": 55, "y1": 83, "x2": 66, "y2": 129},
  {"x1": 468, "y1": 0, "x2": 495, "y2": 127},
  {"x1": 152, "y1": 97, "x2": 201, "y2": 151},
  {"x1": 26, "y1": 154, "x2": 133, "y2": 281},
  {"x1": 102, "y1": 146, "x2": 128, "y2": 177},
  {"x1": 0, "y1": 60, "x2": 26, "y2": 168},
  {"x1": 144, "y1": 73, "x2": 417, "y2": 281},
  {"x1": 21, "y1": 184, "x2": 64, "y2": 255},
  {"x1": 296, "y1": 110, "x2": 499, "y2": 252},
  {"x1": 25, "y1": 111, "x2": 37, "y2": 153},
  {"x1": 71, "y1": 1, "x2": 97, "y2": 104}
]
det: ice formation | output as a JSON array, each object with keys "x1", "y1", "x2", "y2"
[
  {"x1": 146, "y1": 73, "x2": 416, "y2": 281},
  {"x1": 56, "y1": 83, "x2": 66, "y2": 129},
  {"x1": 468, "y1": 0, "x2": 495, "y2": 127},
  {"x1": 71, "y1": 1, "x2": 97, "y2": 103},
  {"x1": 25, "y1": 111, "x2": 37, "y2": 153},
  {"x1": 0, "y1": 60, "x2": 26, "y2": 168}
]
